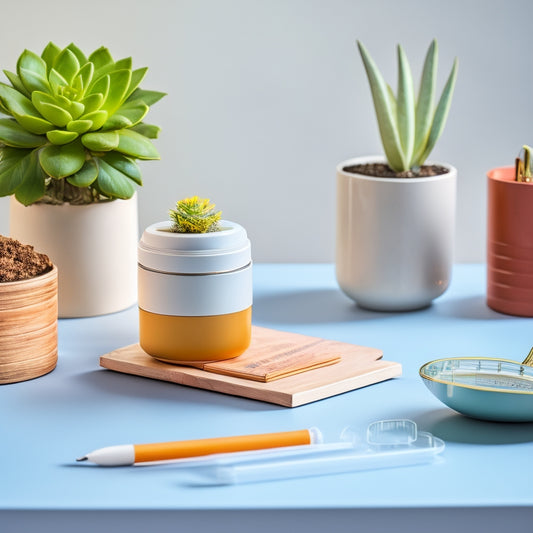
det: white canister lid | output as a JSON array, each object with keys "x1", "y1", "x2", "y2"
[{"x1": 138, "y1": 220, "x2": 251, "y2": 274}]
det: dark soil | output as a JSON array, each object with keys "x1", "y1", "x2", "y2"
[
  {"x1": 343, "y1": 163, "x2": 449, "y2": 178},
  {"x1": 0, "y1": 236, "x2": 53, "y2": 282}
]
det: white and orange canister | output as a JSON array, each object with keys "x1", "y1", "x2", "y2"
[{"x1": 137, "y1": 220, "x2": 252, "y2": 363}]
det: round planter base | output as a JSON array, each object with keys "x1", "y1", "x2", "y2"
[{"x1": 0, "y1": 266, "x2": 58, "y2": 384}]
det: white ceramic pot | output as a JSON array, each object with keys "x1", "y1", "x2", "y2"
[
  {"x1": 9, "y1": 195, "x2": 138, "y2": 317},
  {"x1": 336, "y1": 156, "x2": 456, "y2": 311}
]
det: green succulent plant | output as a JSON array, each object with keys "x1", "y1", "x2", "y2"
[
  {"x1": 357, "y1": 40, "x2": 458, "y2": 173},
  {"x1": 169, "y1": 196, "x2": 222, "y2": 233},
  {"x1": 0, "y1": 42, "x2": 165, "y2": 205}
]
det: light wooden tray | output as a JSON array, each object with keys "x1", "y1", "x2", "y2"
[{"x1": 100, "y1": 327, "x2": 401, "y2": 407}]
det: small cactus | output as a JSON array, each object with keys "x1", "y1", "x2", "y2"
[{"x1": 169, "y1": 196, "x2": 221, "y2": 233}]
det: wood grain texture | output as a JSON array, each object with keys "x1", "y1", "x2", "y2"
[
  {"x1": 100, "y1": 327, "x2": 402, "y2": 407},
  {"x1": 0, "y1": 266, "x2": 58, "y2": 384}
]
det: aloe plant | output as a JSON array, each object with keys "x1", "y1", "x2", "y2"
[
  {"x1": 357, "y1": 40, "x2": 458, "y2": 173},
  {"x1": 169, "y1": 196, "x2": 222, "y2": 233},
  {"x1": 0, "y1": 42, "x2": 165, "y2": 205}
]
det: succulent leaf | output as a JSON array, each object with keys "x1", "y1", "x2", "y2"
[
  {"x1": 103, "y1": 101, "x2": 148, "y2": 130},
  {"x1": 3, "y1": 71, "x2": 30, "y2": 98},
  {"x1": 81, "y1": 131, "x2": 119, "y2": 151},
  {"x1": 34, "y1": 101, "x2": 72, "y2": 127},
  {"x1": 46, "y1": 129, "x2": 79, "y2": 145},
  {"x1": 80, "y1": 93, "x2": 104, "y2": 115},
  {"x1": 101, "y1": 152, "x2": 142, "y2": 184},
  {"x1": 76, "y1": 62, "x2": 95, "y2": 94},
  {"x1": 17, "y1": 51, "x2": 48, "y2": 93},
  {"x1": 12, "y1": 112, "x2": 54, "y2": 134},
  {"x1": 0, "y1": 118, "x2": 47, "y2": 148},
  {"x1": 82, "y1": 110, "x2": 108, "y2": 130},
  {"x1": 127, "y1": 88, "x2": 166, "y2": 106},
  {"x1": 67, "y1": 119, "x2": 93, "y2": 134},
  {"x1": 88, "y1": 47, "x2": 114, "y2": 72},
  {"x1": 41, "y1": 42, "x2": 61, "y2": 71},
  {"x1": 101, "y1": 70, "x2": 131, "y2": 114},
  {"x1": 124, "y1": 68, "x2": 148, "y2": 100},
  {"x1": 0, "y1": 147, "x2": 32, "y2": 195},
  {"x1": 65, "y1": 43, "x2": 88, "y2": 67},
  {"x1": 130, "y1": 123, "x2": 160, "y2": 139},
  {"x1": 357, "y1": 41, "x2": 406, "y2": 172},
  {"x1": 39, "y1": 141, "x2": 85, "y2": 178},
  {"x1": 0, "y1": 82, "x2": 40, "y2": 118},
  {"x1": 95, "y1": 157, "x2": 136, "y2": 198},
  {"x1": 115, "y1": 129, "x2": 160, "y2": 159},
  {"x1": 87, "y1": 74, "x2": 110, "y2": 100},
  {"x1": 53, "y1": 48, "x2": 81, "y2": 86},
  {"x1": 66, "y1": 158, "x2": 98, "y2": 187},
  {"x1": 14, "y1": 149, "x2": 45, "y2": 205}
]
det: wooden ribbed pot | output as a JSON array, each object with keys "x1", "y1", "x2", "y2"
[{"x1": 0, "y1": 266, "x2": 58, "y2": 384}]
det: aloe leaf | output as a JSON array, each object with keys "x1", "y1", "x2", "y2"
[
  {"x1": 126, "y1": 88, "x2": 166, "y2": 106},
  {"x1": 101, "y1": 70, "x2": 131, "y2": 114},
  {"x1": 46, "y1": 129, "x2": 79, "y2": 145},
  {"x1": 81, "y1": 131, "x2": 119, "y2": 151},
  {"x1": 396, "y1": 45, "x2": 415, "y2": 164},
  {"x1": 53, "y1": 48, "x2": 80, "y2": 85},
  {"x1": 41, "y1": 42, "x2": 61, "y2": 72},
  {"x1": 0, "y1": 147, "x2": 32, "y2": 195},
  {"x1": 67, "y1": 158, "x2": 98, "y2": 187},
  {"x1": 95, "y1": 157, "x2": 136, "y2": 199},
  {"x1": 115, "y1": 129, "x2": 160, "y2": 159},
  {"x1": 67, "y1": 119, "x2": 93, "y2": 134},
  {"x1": 412, "y1": 40, "x2": 438, "y2": 165},
  {"x1": 130, "y1": 122, "x2": 160, "y2": 139},
  {"x1": 101, "y1": 151, "x2": 142, "y2": 184},
  {"x1": 417, "y1": 58, "x2": 458, "y2": 166},
  {"x1": 103, "y1": 101, "x2": 148, "y2": 130},
  {"x1": 82, "y1": 110, "x2": 108, "y2": 130},
  {"x1": 14, "y1": 149, "x2": 45, "y2": 205},
  {"x1": 39, "y1": 140, "x2": 85, "y2": 178},
  {"x1": 0, "y1": 82, "x2": 40, "y2": 117},
  {"x1": 12, "y1": 112, "x2": 54, "y2": 134},
  {"x1": 80, "y1": 93, "x2": 104, "y2": 115},
  {"x1": 3, "y1": 70, "x2": 31, "y2": 98},
  {"x1": 0, "y1": 118, "x2": 46, "y2": 147},
  {"x1": 357, "y1": 41, "x2": 406, "y2": 172}
]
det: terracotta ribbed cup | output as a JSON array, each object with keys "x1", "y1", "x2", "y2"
[{"x1": 487, "y1": 167, "x2": 533, "y2": 316}]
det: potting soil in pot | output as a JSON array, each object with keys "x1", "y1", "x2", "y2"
[{"x1": 0, "y1": 235, "x2": 53, "y2": 282}]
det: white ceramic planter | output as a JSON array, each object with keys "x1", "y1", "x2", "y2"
[
  {"x1": 9, "y1": 195, "x2": 138, "y2": 317},
  {"x1": 137, "y1": 220, "x2": 252, "y2": 363},
  {"x1": 336, "y1": 156, "x2": 456, "y2": 311}
]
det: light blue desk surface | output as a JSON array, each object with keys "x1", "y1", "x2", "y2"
[{"x1": 2, "y1": 264, "x2": 533, "y2": 532}]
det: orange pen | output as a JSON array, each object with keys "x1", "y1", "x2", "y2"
[{"x1": 76, "y1": 428, "x2": 322, "y2": 466}]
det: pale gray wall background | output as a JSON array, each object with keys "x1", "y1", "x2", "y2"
[{"x1": 0, "y1": 0, "x2": 529, "y2": 262}]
